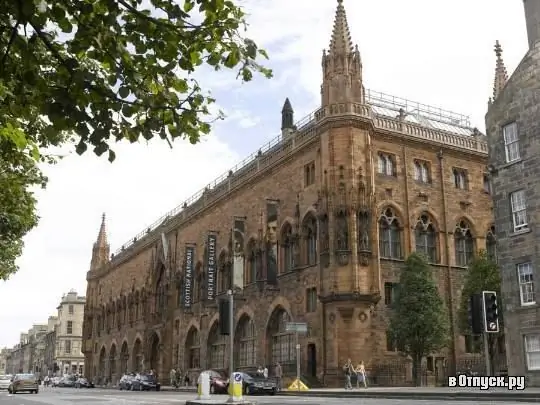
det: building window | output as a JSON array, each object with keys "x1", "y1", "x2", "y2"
[
  {"x1": 518, "y1": 262, "x2": 535, "y2": 306},
  {"x1": 378, "y1": 152, "x2": 396, "y2": 176},
  {"x1": 510, "y1": 190, "x2": 528, "y2": 232},
  {"x1": 378, "y1": 207, "x2": 402, "y2": 259},
  {"x1": 68, "y1": 305, "x2": 74, "y2": 315},
  {"x1": 464, "y1": 335, "x2": 482, "y2": 353},
  {"x1": 186, "y1": 328, "x2": 200, "y2": 369},
  {"x1": 452, "y1": 168, "x2": 468, "y2": 190},
  {"x1": 413, "y1": 160, "x2": 430, "y2": 183},
  {"x1": 384, "y1": 282, "x2": 399, "y2": 306},
  {"x1": 303, "y1": 215, "x2": 317, "y2": 266},
  {"x1": 271, "y1": 311, "x2": 295, "y2": 364},
  {"x1": 483, "y1": 174, "x2": 491, "y2": 194},
  {"x1": 304, "y1": 162, "x2": 315, "y2": 187},
  {"x1": 306, "y1": 288, "x2": 317, "y2": 312},
  {"x1": 524, "y1": 335, "x2": 540, "y2": 371},
  {"x1": 486, "y1": 225, "x2": 497, "y2": 262},
  {"x1": 454, "y1": 220, "x2": 474, "y2": 266},
  {"x1": 208, "y1": 330, "x2": 226, "y2": 370},
  {"x1": 414, "y1": 214, "x2": 437, "y2": 263},
  {"x1": 281, "y1": 223, "x2": 295, "y2": 273},
  {"x1": 503, "y1": 122, "x2": 520, "y2": 163},
  {"x1": 66, "y1": 321, "x2": 73, "y2": 335},
  {"x1": 238, "y1": 317, "x2": 256, "y2": 367},
  {"x1": 64, "y1": 340, "x2": 71, "y2": 354},
  {"x1": 386, "y1": 332, "x2": 404, "y2": 352}
]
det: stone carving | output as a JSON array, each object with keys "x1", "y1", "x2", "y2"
[{"x1": 335, "y1": 212, "x2": 349, "y2": 250}]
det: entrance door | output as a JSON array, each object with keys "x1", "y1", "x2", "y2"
[{"x1": 307, "y1": 344, "x2": 317, "y2": 377}]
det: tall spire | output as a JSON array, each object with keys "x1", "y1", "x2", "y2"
[
  {"x1": 321, "y1": 0, "x2": 364, "y2": 107},
  {"x1": 90, "y1": 213, "x2": 110, "y2": 271},
  {"x1": 329, "y1": 0, "x2": 353, "y2": 55},
  {"x1": 492, "y1": 40, "x2": 508, "y2": 100}
]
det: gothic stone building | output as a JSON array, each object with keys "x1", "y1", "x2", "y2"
[
  {"x1": 82, "y1": 0, "x2": 494, "y2": 387},
  {"x1": 486, "y1": 0, "x2": 540, "y2": 384}
]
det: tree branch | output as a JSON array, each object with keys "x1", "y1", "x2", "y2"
[{"x1": 1, "y1": 20, "x2": 21, "y2": 70}]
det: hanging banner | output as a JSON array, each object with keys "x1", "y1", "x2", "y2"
[
  {"x1": 206, "y1": 233, "x2": 218, "y2": 301},
  {"x1": 183, "y1": 245, "x2": 195, "y2": 310}
]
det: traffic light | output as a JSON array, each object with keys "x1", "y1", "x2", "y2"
[
  {"x1": 468, "y1": 294, "x2": 483, "y2": 334},
  {"x1": 482, "y1": 290, "x2": 500, "y2": 333},
  {"x1": 218, "y1": 299, "x2": 230, "y2": 335}
]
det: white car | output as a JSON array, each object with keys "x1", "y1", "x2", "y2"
[{"x1": 0, "y1": 375, "x2": 12, "y2": 390}]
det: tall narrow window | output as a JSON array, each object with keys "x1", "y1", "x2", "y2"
[
  {"x1": 247, "y1": 240, "x2": 258, "y2": 284},
  {"x1": 414, "y1": 214, "x2": 437, "y2": 263},
  {"x1": 454, "y1": 220, "x2": 474, "y2": 266},
  {"x1": 452, "y1": 168, "x2": 467, "y2": 189},
  {"x1": 378, "y1": 153, "x2": 396, "y2": 176},
  {"x1": 303, "y1": 215, "x2": 317, "y2": 266},
  {"x1": 525, "y1": 335, "x2": 540, "y2": 371},
  {"x1": 378, "y1": 208, "x2": 402, "y2": 259},
  {"x1": 510, "y1": 190, "x2": 528, "y2": 232},
  {"x1": 486, "y1": 226, "x2": 497, "y2": 262},
  {"x1": 518, "y1": 262, "x2": 535, "y2": 306},
  {"x1": 503, "y1": 122, "x2": 520, "y2": 163},
  {"x1": 413, "y1": 160, "x2": 430, "y2": 183},
  {"x1": 282, "y1": 223, "x2": 295, "y2": 272}
]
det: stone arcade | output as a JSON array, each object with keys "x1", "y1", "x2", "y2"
[{"x1": 82, "y1": 0, "x2": 498, "y2": 387}]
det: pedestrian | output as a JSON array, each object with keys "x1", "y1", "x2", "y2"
[
  {"x1": 263, "y1": 365, "x2": 268, "y2": 379},
  {"x1": 175, "y1": 368, "x2": 181, "y2": 389},
  {"x1": 355, "y1": 361, "x2": 367, "y2": 388},
  {"x1": 184, "y1": 372, "x2": 190, "y2": 387},
  {"x1": 342, "y1": 359, "x2": 353, "y2": 390},
  {"x1": 274, "y1": 362, "x2": 282, "y2": 391}
]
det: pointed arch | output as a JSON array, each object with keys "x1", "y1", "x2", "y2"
[
  {"x1": 378, "y1": 206, "x2": 403, "y2": 259},
  {"x1": 235, "y1": 315, "x2": 257, "y2": 368},
  {"x1": 98, "y1": 346, "x2": 107, "y2": 379},
  {"x1": 185, "y1": 326, "x2": 201, "y2": 370},
  {"x1": 120, "y1": 341, "x2": 129, "y2": 374},
  {"x1": 301, "y1": 212, "x2": 318, "y2": 266},
  {"x1": 280, "y1": 221, "x2": 295, "y2": 273},
  {"x1": 207, "y1": 321, "x2": 226, "y2": 370},
  {"x1": 454, "y1": 218, "x2": 475, "y2": 266},
  {"x1": 108, "y1": 343, "x2": 117, "y2": 381},
  {"x1": 218, "y1": 249, "x2": 231, "y2": 294},
  {"x1": 246, "y1": 238, "x2": 260, "y2": 285},
  {"x1": 414, "y1": 212, "x2": 438, "y2": 263},
  {"x1": 132, "y1": 338, "x2": 142, "y2": 372},
  {"x1": 266, "y1": 306, "x2": 295, "y2": 365},
  {"x1": 486, "y1": 224, "x2": 497, "y2": 262}
]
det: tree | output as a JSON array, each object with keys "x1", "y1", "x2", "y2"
[
  {"x1": 458, "y1": 250, "x2": 503, "y2": 373},
  {"x1": 1, "y1": 0, "x2": 271, "y2": 278},
  {"x1": 388, "y1": 252, "x2": 450, "y2": 386}
]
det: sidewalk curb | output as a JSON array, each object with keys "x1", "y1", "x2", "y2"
[{"x1": 279, "y1": 391, "x2": 540, "y2": 402}]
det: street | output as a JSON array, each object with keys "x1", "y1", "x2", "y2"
[{"x1": 0, "y1": 388, "x2": 538, "y2": 405}]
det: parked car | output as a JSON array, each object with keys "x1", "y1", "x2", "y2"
[
  {"x1": 8, "y1": 374, "x2": 39, "y2": 394},
  {"x1": 0, "y1": 375, "x2": 12, "y2": 390},
  {"x1": 57, "y1": 376, "x2": 76, "y2": 387},
  {"x1": 74, "y1": 378, "x2": 94, "y2": 388},
  {"x1": 51, "y1": 377, "x2": 61, "y2": 387},
  {"x1": 238, "y1": 372, "x2": 277, "y2": 395},
  {"x1": 201, "y1": 370, "x2": 228, "y2": 394},
  {"x1": 118, "y1": 374, "x2": 137, "y2": 390},
  {"x1": 130, "y1": 374, "x2": 160, "y2": 391}
]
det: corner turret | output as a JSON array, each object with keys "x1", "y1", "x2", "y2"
[
  {"x1": 90, "y1": 213, "x2": 110, "y2": 271},
  {"x1": 281, "y1": 97, "x2": 295, "y2": 139}
]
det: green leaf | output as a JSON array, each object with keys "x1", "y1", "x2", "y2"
[{"x1": 118, "y1": 86, "x2": 130, "y2": 99}]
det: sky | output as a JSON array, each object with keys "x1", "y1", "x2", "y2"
[{"x1": 0, "y1": 0, "x2": 529, "y2": 348}]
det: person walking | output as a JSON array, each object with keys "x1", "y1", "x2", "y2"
[
  {"x1": 274, "y1": 362, "x2": 282, "y2": 391},
  {"x1": 343, "y1": 359, "x2": 353, "y2": 390},
  {"x1": 356, "y1": 361, "x2": 367, "y2": 388}
]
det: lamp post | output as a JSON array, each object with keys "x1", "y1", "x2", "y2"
[{"x1": 227, "y1": 289, "x2": 235, "y2": 403}]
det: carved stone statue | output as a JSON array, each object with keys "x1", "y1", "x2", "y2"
[{"x1": 336, "y1": 215, "x2": 349, "y2": 250}]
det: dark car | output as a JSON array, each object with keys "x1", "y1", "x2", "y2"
[
  {"x1": 57, "y1": 376, "x2": 76, "y2": 388},
  {"x1": 239, "y1": 372, "x2": 277, "y2": 395},
  {"x1": 131, "y1": 374, "x2": 160, "y2": 391},
  {"x1": 118, "y1": 374, "x2": 137, "y2": 390},
  {"x1": 201, "y1": 370, "x2": 228, "y2": 394},
  {"x1": 74, "y1": 378, "x2": 94, "y2": 388}
]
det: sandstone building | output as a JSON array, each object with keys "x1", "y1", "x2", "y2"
[
  {"x1": 82, "y1": 0, "x2": 494, "y2": 386},
  {"x1": 486, "y1": 0, "x2": 540, "y2": 385}
]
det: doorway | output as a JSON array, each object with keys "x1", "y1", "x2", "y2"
[{"x1": 307, "y1": 344, "x2": 317, "y2": 377}]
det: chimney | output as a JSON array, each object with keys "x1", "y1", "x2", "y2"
[{"x1": 524, "y1": 0, "x2": 540, "y2": 49}]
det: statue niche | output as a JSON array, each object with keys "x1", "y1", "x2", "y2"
[{"x1": 334, "y1": 208, "x2": 350, "y2": 266}]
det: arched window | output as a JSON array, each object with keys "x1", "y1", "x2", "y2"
[
  {"x1": 269, "y1": 309, "x2": 295, "y2": 364},
  {"x1": 208, "y1": 323, "x2": 226, "y2": 370},
  {"x1": 246, "y1": 239, "x2": 259, "y2": 285},
  {"x1": 237, "y1": 316, "x2": 256, "y2": 367},
  {"x1": 379, "y1": 207, "x2": 402, "y2": 259},
  {"x1": 109, "y1": 344, "x2": 117, "y2": 379},
  {"x1": 378, "y1": 152, "x2": 396, "y2": 176},
  {"x1": 414, "y1": 160, "x2": 430, "y2": 183},
  {"x1": 155, "y1": 267, "x2": 166, "y2": 314},
  {"x1": 454, "y1": 220, "x2": 475, "y2": 266},
  {"x1": 415, "y1": 214, "x2": 437, "y2": 263},
  {"x1": 281, "y1": 223, "x2": 295, "y2": 273},
  {"x1": 303, "y1": 215, "x2": 318, "y2": 266},
  {"x1": 486, "y1": 225, "x2": 497, "y2": 262},
  {"x1": 185, "y1": 328, "x2": 200, "y2": 369},
  {"x1": 218, "y1": 251, "x2": 231, "y2": 293}
]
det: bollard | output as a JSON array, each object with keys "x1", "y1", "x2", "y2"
[
  {"x1": 196, "y1": 371, "x2": 211, "y2": 400},
  {"x1": 229, "y1": 372, "x2": 243, "y2": 402}
]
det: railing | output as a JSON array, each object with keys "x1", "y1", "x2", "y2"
[{"x1": 112, "y1": 97, "x2": 485, "y2": 258}]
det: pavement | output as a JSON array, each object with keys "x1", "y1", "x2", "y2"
[{"x1": 1, "y1": 387, "x2": 540, "y2": 405}]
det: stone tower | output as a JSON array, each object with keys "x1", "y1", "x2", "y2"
[{"x1": 90, "y1": 213, "x2": 110, "y2": 271}]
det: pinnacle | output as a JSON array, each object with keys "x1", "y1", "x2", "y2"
[
  {"x1": 329, "y1": 0, "x2": 353, "y2": 54},
  {"x1": 492, "y1": 40, "x2": 508, "y2": 100},
  {"x1": 95, "y1": 212, "x2": 108, "y2": 248},
  {"x1": 282, "y1": 97, "x2": 293, "y2": 113}
]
